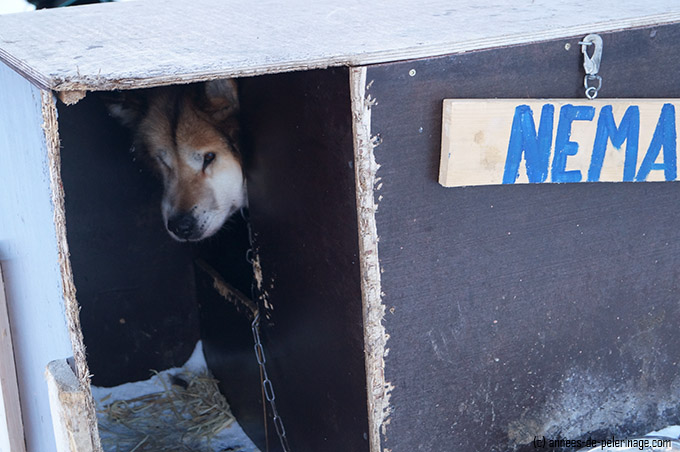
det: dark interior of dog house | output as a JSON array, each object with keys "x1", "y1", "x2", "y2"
[
  {"x1": 56, "y1": 67, "x2": 369, "y2": 452},
  {"x1": 58, "y1": 87, "x2": 266, "y2": 449}
]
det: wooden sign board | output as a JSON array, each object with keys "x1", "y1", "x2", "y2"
[{"x1": 439, "y1": 99, "x2": 679, "y2": 187}]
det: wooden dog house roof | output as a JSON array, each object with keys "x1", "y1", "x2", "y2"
[{"x1": 0, "y1": 0, "x2": 678, "y2": 92}]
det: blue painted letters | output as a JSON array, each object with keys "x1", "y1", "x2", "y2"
[
  {"x1": 503, "y1": 105, "x2": 554, "y2": 184},
  {"x1": 501, "y1": 102, "x2": 678, "y2": 184},
  {"x1": 588, "y1": 105, "x2": 639, "y2": 182},
  {"x1": 551, "y1": 105, "x2": 595, "y2": 183},
  {"x1": 635, "y1": 103, "x2": 677, "y2": 181}
]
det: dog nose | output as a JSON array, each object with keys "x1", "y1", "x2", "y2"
[{"x1": 167, "y1": 213, "x2": 196, "y2": 240}]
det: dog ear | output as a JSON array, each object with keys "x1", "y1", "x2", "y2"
[
  {"x1": 101, "y1": 91, "x2": 146, "y2": 128},
  {"x1": 200, "y1": 79, "x2": 239, "y2": 121}
]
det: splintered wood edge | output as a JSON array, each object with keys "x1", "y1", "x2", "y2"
[
  {"x1": 45, "y1": 360, "x2": 95, "y2": 452},
  {"x1": 194, "y1": 259, "x2": 258, "y2": 319},
  {"x1": 41, "y1": 91, "x2": 103, "y2": 452},
  {"x1": 0, "y1": 266, "x2": 26, "y2": 452},
  {"x1": 56, "y1": 90, "x2": 87, "y2": 106},
  {"x1": 350, "y1": 67, "x2": 393, "y2": 452}
]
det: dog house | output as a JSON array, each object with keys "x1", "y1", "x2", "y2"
[{"x1": 2, "y1": 2, "x2": 680, "y2": 452}]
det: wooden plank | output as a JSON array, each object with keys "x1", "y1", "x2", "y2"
[
  {"x1": 0, "y1": 0, "x2": 677, "y2": 91},
  {"x1": 0, "y1": 62, "x2": 75, "y2": 452},
  {"x1": 0, "y1": 266, "x2": 26, "y2": 452},
  {"x1": 44, "y1": 360, "x2": 95, "y2": 452},
  {"x1": 440, "y1": 99, "x2": 680, "y2": 187},
  {"x1": 366, "y1": 23, "x2": 680, "y2": 452}
]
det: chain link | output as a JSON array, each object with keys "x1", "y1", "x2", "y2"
[
  {"x1": 242, "y1": 208, "x2": 292, "y2": 452},
  {"x1": 251, "y1": 312, "x2": 292, "y2": 452}
]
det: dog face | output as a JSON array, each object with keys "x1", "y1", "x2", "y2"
[{"x1": 108, "y1": 80, "x2": 246, "y2": 241}]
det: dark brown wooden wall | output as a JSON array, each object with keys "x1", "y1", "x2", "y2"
[
  {"x1": 367, "y1": 24, "x2": 680, "y2": 452},
  {"x1": 236, "y1": 67, "x2": 370, "y2": 452}
]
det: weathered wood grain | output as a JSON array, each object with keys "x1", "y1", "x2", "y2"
[
  {"x1": 0, "y1": 266, "x2": 25, "y2": 452},
  {"x1": 45, "y1": 360, "x2": 95, "y2": 452},
  {"x1": 0, "y1": 0, "x2": 677, "y2": 91}
]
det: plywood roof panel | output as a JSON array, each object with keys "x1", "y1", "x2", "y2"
[{"x1": 0, "y1": 0, "x2": 678, "y2": 91}]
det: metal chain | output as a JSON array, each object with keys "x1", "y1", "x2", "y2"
[
  {"x1": 242, "y1": 209, "x2": 292, "y2": 452},
  {"x1": 251, "y1": 313, "x2": 292, "y2": 452}
]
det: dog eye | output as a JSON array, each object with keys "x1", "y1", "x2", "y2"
[
  {"x1": 155, "y1": 154, "x2": 171, "y2": 169},
  {"x1": 202, "y1": 152, "x2": 216, "y2": 170}
]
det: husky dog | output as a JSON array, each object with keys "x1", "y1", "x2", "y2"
[{"x1": 108, "y1": 80, "x2": 246, "y2": 242}]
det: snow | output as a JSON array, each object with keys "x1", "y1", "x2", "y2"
[
  {"x1": 647, "y1": 425, "x2": 680, "y2": 439},
  {"x1": 0, "y1": 0, "x2": 34, "y2": 14}
]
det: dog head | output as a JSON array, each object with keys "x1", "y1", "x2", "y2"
[{"x1": 107, "y1": 80, "x2": 246, "y2": 242}]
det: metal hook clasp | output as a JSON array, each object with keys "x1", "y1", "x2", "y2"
[
  {"x1": 580, "y1": 34, "x2": 603, "y2": 99},
  {"x1": 580, "y1": 34, "x2": 603, "y2": 75}
]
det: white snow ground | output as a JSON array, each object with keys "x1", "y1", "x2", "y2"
[
  {"x1": 0, "y1": 0, "x2": 135, "y2": 15},
  {"x1": 0, "y1": 0, "x2": 34, "y2": 14}
]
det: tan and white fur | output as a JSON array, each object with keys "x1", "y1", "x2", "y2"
[{"x1": 108, "y1": 79, "x2": 246, "y2": 242}]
